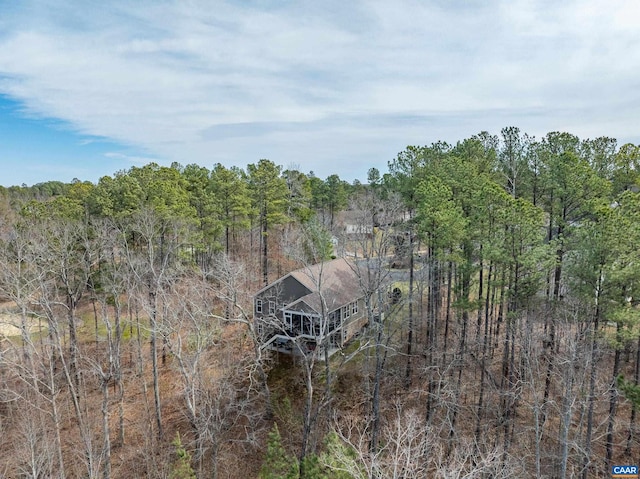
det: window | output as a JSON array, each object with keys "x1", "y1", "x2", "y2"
[
  {"x1": 342, "y1": 305, "x2": 350, "y2": 319},
  {"x1": 255, "y1": 299, "x2": 262, "y2": 314},
  {"x1": 269, "y1": 301, "x2": 276, "y2": 315},
  {"x1": 351, "y1": 301, "x2": 358, "y2": 315},
  {"x1": 303, "y1": 316, "x2": 312, "y2": 336},
  {"x1": 313, "y1": 317, "x2": 322, "y2": 337},
  {"x1": 328, "y1": 312, "x2": 338, "y2": 330},
  {"x1": 284, "y1": 311, "x2": 292, "y2": 329}
]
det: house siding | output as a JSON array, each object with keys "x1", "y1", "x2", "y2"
[
  {"x1": 338, "y1": 298, "x2": 368, "y2": 346},
  {"x1": 253, "y1": 259, "x2": 369, "y2": 357},
  {"x1": 254, "y1": 275, "x2": 312, "y2": 321}
]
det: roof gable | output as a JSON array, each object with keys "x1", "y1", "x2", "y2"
[
  {"x1": 286, "y1": 258, "x2": 362, "y2": 313},
  {"x1": 283, "y1": 298, "x2": 318, "y2": 314},
  {"x1": 255, "y1": 274, "x2": 311, "y2": 305}
]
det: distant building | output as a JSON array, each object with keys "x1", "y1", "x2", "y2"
[
  {"x1": 336, "y1": 210, "x2": 374, "y2": 236},
  {"x1": 335, "y1": 208, "x2": 411, "y2": 236},
  {"x1": 253, "y1": 258, "x2": 368, "y2": 356}
]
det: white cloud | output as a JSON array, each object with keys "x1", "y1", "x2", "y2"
[
  {"x1": 0, "y1": 0, "x2": 639, "y2": 181},
  {"x1": 104, "y1": 152, "x2": 160, "y2": 165}
]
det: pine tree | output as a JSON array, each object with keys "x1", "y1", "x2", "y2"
[
  {"x1": 170, "y1": 433, "x2": 196, "y2": 479},
  {"x1": 247, "y1": 160, "x2": 289, "y2": 285},
  {"x1": 259, "y1": 423, "x2": 299, "y2": 479}
]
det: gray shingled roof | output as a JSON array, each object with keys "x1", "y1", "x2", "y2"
[{"x1": 287, "y1": 258, "x2": 361, "y2": 314}]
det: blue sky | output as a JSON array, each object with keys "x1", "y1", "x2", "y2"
[
  {"x1": 1, "y1": 0, "x2": 639, "y2": 187},
  {"x1": 0, "y1": 94, "x2": 146, "y2": 185}
]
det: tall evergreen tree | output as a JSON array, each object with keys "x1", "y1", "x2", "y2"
[
  {"x1": 210, "y1": 163, "x2": 251, "y2": 256},
  {"x1": 247, "y1": 159, "x2": 289, "y2": 285}
]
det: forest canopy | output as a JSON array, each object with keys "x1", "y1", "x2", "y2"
[{"x1": 0, "y1": 127, "x2": 639, "y2": 478}]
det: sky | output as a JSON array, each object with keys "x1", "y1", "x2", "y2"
[{"x1": 0, "y1": 0, "x2": 639, "y2": 187}]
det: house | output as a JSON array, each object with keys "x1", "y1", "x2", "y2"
[
  {"x1": 253, "y1": 258, "x2": 368, "y2": 356},
  {"x1": 335, "y1": 210, "x2": 374, "y2": 236},
  {"x1": 336, "y1": 208, "x2": 411, "y2": 234}
]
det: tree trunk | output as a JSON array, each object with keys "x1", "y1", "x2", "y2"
[
  {"x1": 102, "y1": 375, "x2": 111, "y2": 479},
  {"x1": 370, "y1": 293, "x2": 384, "y2": 452},
  {"x1": 475, "y1": 250, "x2": 484, "y2": 343},
  {"x1": 475, "y1": 262, "x2": 493, "y2": 441},
  {"x1": 149, "y1": 291, "x2": 163, "y2": 439},
  {"x1": 405, "y1": 229, "x2": 414, "y2": 388},
  {"x1": 299, "y1": 363, "x2": 315, "y2": 472},
  {"x1": 262, "y1": 205, "x2": 268, "y2": 286},
  {"x1": 606, "y1": 323, "x2": 623, "y2": 469},
  {"x1": 68, "y1": 297, "x2": 80, "y2": 393},
  {"x1": 442, "y1": 261, "x2": 453, "y2": 367},
  {"x1": 49, "y1": 353, "x2": 66, "y2": 479},
  {"x1": 624, "y1": 334, "x2": 640, "y2": 457},
  {"x1": 582, "y1": 274, "x2": 601, "y2": 479}
]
